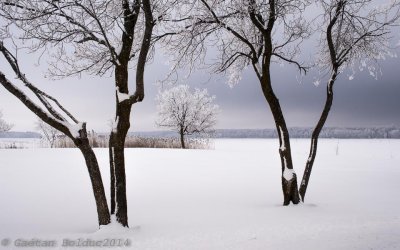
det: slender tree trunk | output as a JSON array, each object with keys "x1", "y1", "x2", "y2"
[
  {"x1": 260, "y1": 63, "x2": 300, "y2": 205},
  {"x1": 75, "y1": 136, "x2": 111, "y2": 226},
  {"x1": 299, "y1": 71, "x2": 337, "y2": 201},
  {"x1": 109, "y1": 132, "x2": 116, "y2": 215},
  {"x1": 180, "y1": 128, "x2": 186, "y2": 149},
  {"x1": 110, "y1": 137, "x2": 129, "y2": 227},
  {"x1": 109, "y1": 125, "x2": 130, "y2": 227}
]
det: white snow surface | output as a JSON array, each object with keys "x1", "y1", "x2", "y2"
[{"x1": 0, "y1": 139, "x2": 400, "y2": 250}]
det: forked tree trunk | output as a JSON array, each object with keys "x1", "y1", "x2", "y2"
[
  {"x1": 108, "y1": 66, "x2": 133, "y2": 228},
  {"x1": 108, "y1": 0, "x2": 153, "y2": 227},
  {"x1": 299, "y1": 71, "x2": 337, "y2": 201}
]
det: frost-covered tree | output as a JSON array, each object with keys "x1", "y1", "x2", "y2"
[
  {"x1": 299, "y1": 0, "x2": 400, "y2": 201},
  {"x1": 161, "y1": 0, "x2": 311, "y2": 204},
  {"x1": 0, "y1": 111, "x2": 12, "y2": 132},
  {"x1": 160, "y1": 0, "x2": 400, "y2": 205},
  {"x1": 0, "y1": 42, "x2": 110, "y2": 226},
  {"x1": 36, "y1": 119, "x2": 61, "y2": 148},
  {"x1": 0, "y1": 0, "x2": 165, "y2": 227},
  {"x1": 156, "y1": 85, "x2": 219, "y2": 148}
]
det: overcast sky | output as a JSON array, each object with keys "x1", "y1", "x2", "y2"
[
  {"x1": 1, "y1": 48, "x2": 399, "y2": 133},
  {"x1": 1, "y1": 18, "x2": 400, "y2": 133}
]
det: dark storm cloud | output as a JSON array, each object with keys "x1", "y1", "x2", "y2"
[{"x1": 177, "y1": 53, "x2": 400, "y2": 129}]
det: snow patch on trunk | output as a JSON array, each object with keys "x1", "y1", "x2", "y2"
[
  {"x1": 111, "y1": 146, "x2": 118, "y2": 215},
  {"x1": 111, "y1": 117, "x2": 119, "y2": 133},
  {"x1": 283, "y1": 167, "x2": 295, "y2": 181},
  {"x1": 116, "y1": 87, "x2": 130, "y2": 103},
  {"x1": 278, "y1": 126, "x2": 286, "y2": 151}
]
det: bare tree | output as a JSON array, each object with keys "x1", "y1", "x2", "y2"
[
  {"x1": 161, "y1": 0, "x2": 311, "y2": 205},
  {"x1": 299, "y1": 0, "x2": 400, "y2": 201},
  {"x1": 0, "y1": 110, "x2": 12, "y2": 132},
  {"x1": 156, "y1": 84, "x2": 219, "y2": 148},
  {"x1": 0, "y1": 0, "x2": 166, "y2": 226},
  {"x1": 0, "y1": 42, "x2": 110, "y2": 226},
  {"x1": 36, "y1": 119, "x2": 61, "y2": 148}
]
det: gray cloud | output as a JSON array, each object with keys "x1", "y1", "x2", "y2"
[{"x1": 1, "y1": 40, "x2": 400, "y2": 132}]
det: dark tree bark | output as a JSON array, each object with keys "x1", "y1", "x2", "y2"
[
  {"x1": 180, "y1": 127, "x2": 186, "y2": 149},
  {"x1": 75, "y1": 128, "x2": 111, "y2": 226},
  {"x1": 261, "y1": 66, "x2": 300, "y2": 205},
  {"x1": 109, "y1": 132, "x2": 116, "y2": 215},
  {"x1": 109, "y1": 94, "x2": 131, "y2": 227}
]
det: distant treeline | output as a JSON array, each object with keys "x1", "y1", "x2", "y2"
[
  {"x1": 2, "y1": 127, "x2": 400, "y2": 139},
  {"x1": 214, "y1": 127, "x2": 400, "y2": 139},
  {"x1": 130, "y1": 127, "x2": 400, "y2": 139}
]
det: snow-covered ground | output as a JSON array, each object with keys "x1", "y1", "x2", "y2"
[{"x1": 0, "y1": 139, "x2": 399, "y2": 249}]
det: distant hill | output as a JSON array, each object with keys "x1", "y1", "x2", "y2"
[{"x1": 0, "y1": 131, "x2": 41, "y2": 138}]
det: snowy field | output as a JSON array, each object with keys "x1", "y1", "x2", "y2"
[{"x1": 0, "y1": 139, "x2": 399, "y2": 249}]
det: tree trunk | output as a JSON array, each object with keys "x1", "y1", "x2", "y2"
[
  {"x1": 107, "y1": 0, "x2": 153, "y2": 226},
  {"x1": 299, "y1": 72, "x2": 337, "y2": 201},
  {"x1": 260, "y1": 63, "x2": 300, "y2": 205},
  {"x1": 180, "y1": 128, "x2": 186, "y2": 149},
  {"x1": 109, "y1": 126, "x2": 130, "y2": 227},
  {"x1": 110, "y1": 138, "x2": 129, "y2": 227},
  {"x1": 108, "y1": 66, "x2": 132, "y2": 227},
  {"x1": 76, "y1": 137, "x2": 111, "y2": 226},
  {"x1": 109, "y1": 132, "x2": 116, "y2": 215}
]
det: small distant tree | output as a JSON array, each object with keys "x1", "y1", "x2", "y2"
[
  {"x1": 0, "y1": 111, "x2": 13, "y2": 132},
  {"x1": 156, "y1": 85, "x2": 219, "y2": 149},
  {"x1": 36, "y1": 119, "x2": 61, "y2": 148}
]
